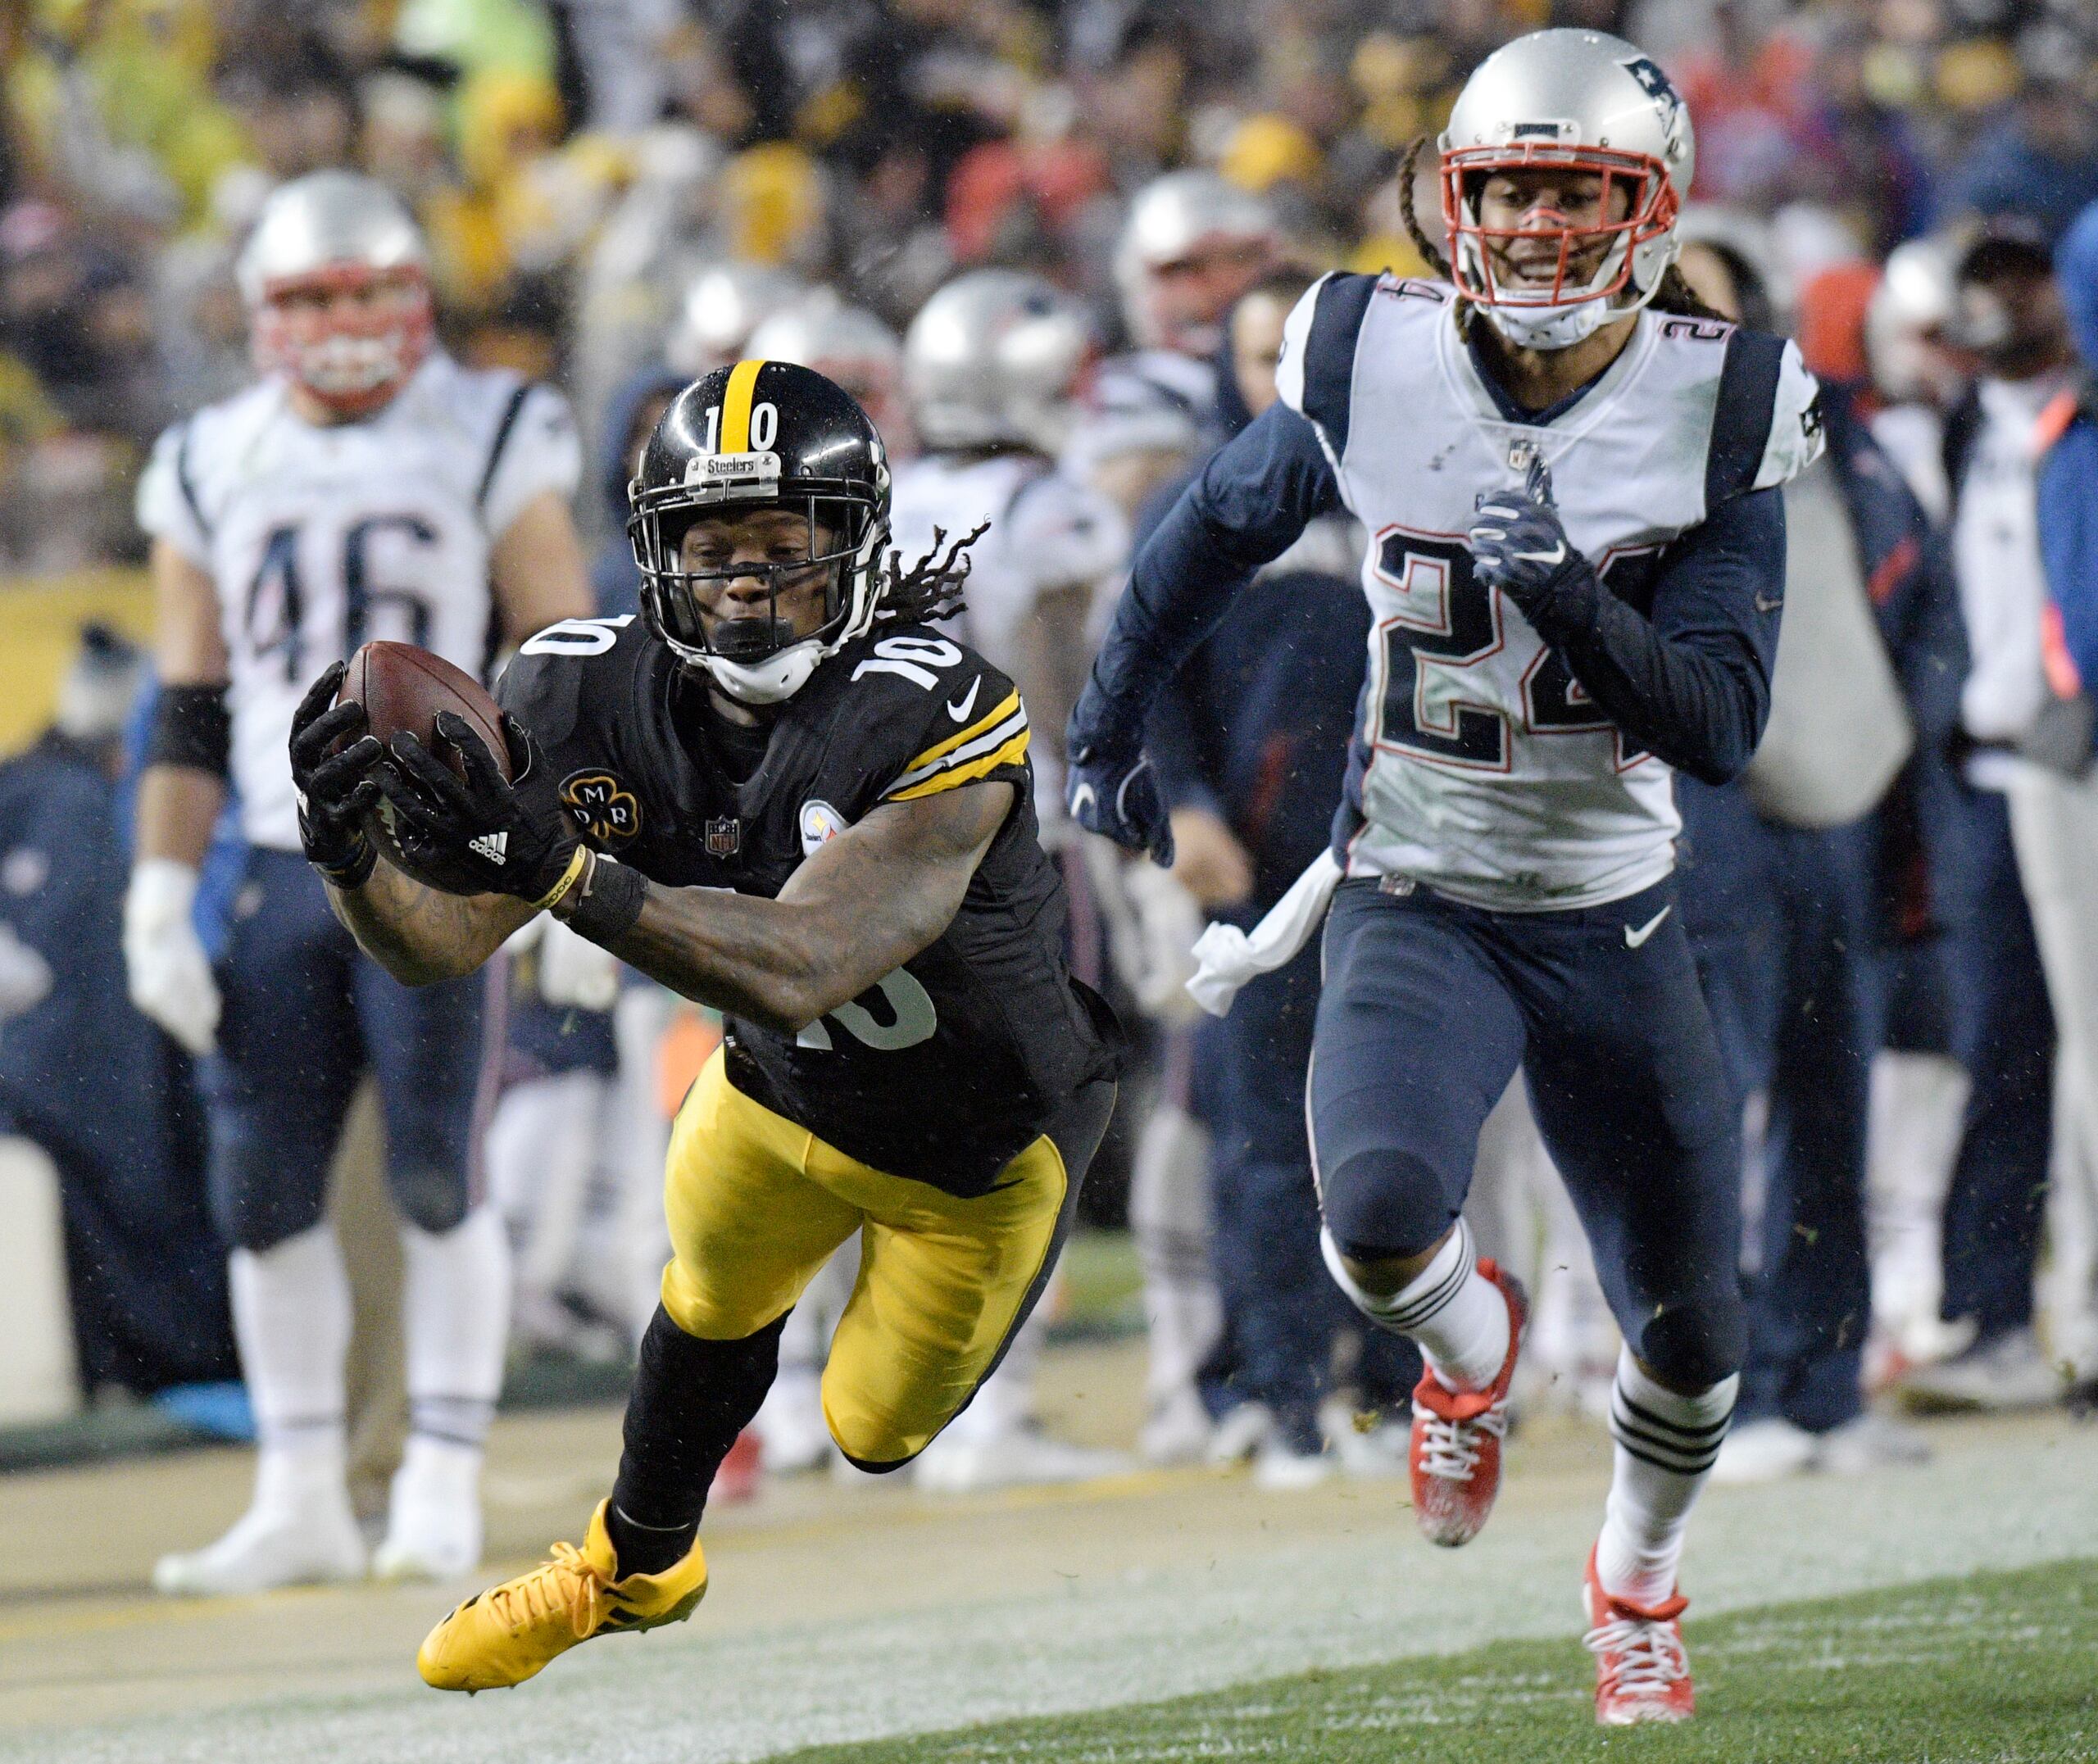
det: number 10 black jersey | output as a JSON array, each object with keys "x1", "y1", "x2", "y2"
[{"x1": 497, "y1": 614, "x2": 1121, "y2": 1196}]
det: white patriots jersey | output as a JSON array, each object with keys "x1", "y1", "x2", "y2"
[
  {"x1": 890, "y1": 451, "x2": 1128, "y2": 669},
  {"x1": 891, "y1": 451, "x2": 1127, "y2": 815},
  {"x1": 1061, "y1": 348, "x2": 1217, "y2": 478},
  {"x1": 138, "y1": 355, "x2": 582, "y2": 850},
  {"x1": 1278, "y1": 274, "x2": 1822, "y2": 910}
]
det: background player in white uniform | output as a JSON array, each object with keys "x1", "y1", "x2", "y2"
[
  {"x1": 1065, "y1": 171, "x2": 1282, "y2": 524},
  {"x1": 1069, "y1": 32, "x2": 1819, "y2": 1724},
  {"x1": 891, "y1": 268, "x2": 1131, "y2": 1490},
  {"x1": 125, "y1": 170, "x2": 593, "y2": 1594}
]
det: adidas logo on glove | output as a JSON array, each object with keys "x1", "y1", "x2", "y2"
[{"x1": 469, "y1": 831, "x2": 509, "y2": 865}]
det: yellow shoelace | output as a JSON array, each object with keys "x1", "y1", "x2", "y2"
[{"x1": 488, "y1": 1541, "x2": 610, "y2": 1640}]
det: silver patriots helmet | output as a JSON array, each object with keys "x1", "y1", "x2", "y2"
[
  {"x1": 1113, "y1": 170, "x2": 1278, "y2": 355},
  {"x1": 665, "y1": 262, "x2": 810, "y2": 377},
  {"x1": 1439, "y1": 29, "x2": 1695, "y2": 350},
  {"x1": 904, "y1": 269, "x2": 1093, "y2": 456},
  {"x1": 235, "y1": 170, "x2": 434, "y2": 415}
]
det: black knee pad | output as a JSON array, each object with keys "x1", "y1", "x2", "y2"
[
  {"x1": 1636, "y1": 1299, "x2": 1745, "y2": 1391},
  {"x1": 208, "y1": 1140, "x2": 326, "y2": 1253},
  {"x1": 1320, "y1": 1150, "x2": 1460, "y2": 1264},
  {"x1": 388, "y1": 1163, "x2": 470, "y2": 1234}
]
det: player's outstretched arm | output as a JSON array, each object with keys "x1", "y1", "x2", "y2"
[
  {"x1": 325, "y1": 858, "x2": 535, "y2": 986},
  {"x1": 556, "y1": 782, "x2": 1014, "y2": 1032},
  {"x1": 1068, "y1": 401, "x2": 1339, "y2": 859}
]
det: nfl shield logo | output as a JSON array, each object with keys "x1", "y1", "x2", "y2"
[{"x1": 705, "y1": 816, "x2": 742, "y2": 858}]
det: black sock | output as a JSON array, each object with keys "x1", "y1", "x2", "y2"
[{"x1": 606, "y1": 1306, "x2": 785, "y2": 1576}]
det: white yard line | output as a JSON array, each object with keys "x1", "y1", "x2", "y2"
[{"x1": 21, "y1": 1419, "x2": 2098, "y2": 1764}]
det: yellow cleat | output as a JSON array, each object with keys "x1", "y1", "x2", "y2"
[{"x1": 416, "y1": 1500, "x2": 706, "y2": 1692}]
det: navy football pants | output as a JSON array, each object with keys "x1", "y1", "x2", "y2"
[
  {"x1": 203, "y1": 849, "x2": 497, "y2": 1251},
  {"x1": 1310, "y1": 876, "x2": 1745, "y2": 1392}
]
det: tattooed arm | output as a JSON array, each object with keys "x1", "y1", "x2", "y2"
[
  {"x1": 326, "y1": 859, "x2": 537, "y2": 985},
  {"x1": 558, "y1": 782, "x2": 1011, "y2": 1032}
]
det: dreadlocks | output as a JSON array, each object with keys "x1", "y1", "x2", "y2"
[{"x1": 874, "y1": 521, "x2": 988, "y2": 628}]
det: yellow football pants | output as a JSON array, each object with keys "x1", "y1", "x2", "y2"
[{"x1": 659, "y1": 1050, "x2": 1101, "y2": 1467}]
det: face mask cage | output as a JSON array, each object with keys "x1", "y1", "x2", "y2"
[
  {"x1": 629, "y1": 486, "x2": 874, "y2": 669},
  {"x1": 252, "y1": 265, "x2": 434, "y2": 415},
  {"x1": 1439, "y1": 143, "x2": 1676, "y2": 310}
]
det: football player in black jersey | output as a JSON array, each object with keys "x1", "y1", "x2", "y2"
[{"x1": 288, "y1": 361, "x2": 1121, "y2": 1690}]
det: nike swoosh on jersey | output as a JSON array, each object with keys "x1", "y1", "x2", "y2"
[
  {"x1": 1624, "y1": 905, "x2": 1671, "y2": 949},
  {"x1": 1754, "y1": 592, "x2": 1783, "y2": 614},
  {"x1": 947, "y1": 678, "x2": 982, "y2": 722}
]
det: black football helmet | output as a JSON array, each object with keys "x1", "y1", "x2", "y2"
[{"x1": 629, "y1": 360, "x2": 893, "y2": 703}]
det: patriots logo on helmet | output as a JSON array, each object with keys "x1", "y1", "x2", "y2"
[{"x1": 1621, "y1": 55, "x2": 1680, "y2": 109}]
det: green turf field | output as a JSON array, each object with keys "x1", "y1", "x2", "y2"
[{"x1": 774, "y1": 1559, "x2": 2098, "y2": 1764}]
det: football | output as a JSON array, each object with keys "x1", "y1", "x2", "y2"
[{"x1": 336, "y1": 640, "x2": 511, "y2": 782}]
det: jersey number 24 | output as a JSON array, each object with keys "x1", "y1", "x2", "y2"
[{"x1": 1374, "y1": 531, "x2": 1657, "y2": 771}]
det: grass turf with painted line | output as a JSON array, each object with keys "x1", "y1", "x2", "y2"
[{"x1": 770, "y1": 1558, "x2": 2098, "y2": 1763}]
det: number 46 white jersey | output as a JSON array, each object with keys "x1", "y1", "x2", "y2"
[
  {"x1": 1277, "y1": 274, "x2": 1821, "y2": 910},
  {"x1": 138, "y1": 354, "x2": 581, "y2": 851}
]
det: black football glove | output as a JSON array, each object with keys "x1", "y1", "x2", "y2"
[
  {"x1": 288, "y1": 661, "x2": 386, "y2": 888},
  {"x1": 1066, "y1": 743, "x2": 1175, "y2": 867},
  {"x1": 373, "y1": 710, "x2": 581, "y2": 903},
  {"x1": 1467, "y1": 452, "x2": 1599, "y2": 627}
]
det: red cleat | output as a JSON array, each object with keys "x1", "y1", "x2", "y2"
[
  {"x1": 1407, "y1": 1259, "x2": 1527, "y2": 1548},
  {"x1": 1582, "y1": 1547, "x2": 1695, "y2": 1725}
]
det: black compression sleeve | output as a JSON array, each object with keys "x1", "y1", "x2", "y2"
[
  {"x1": 609, "y1": 1306, "x2": 785, "y2": 1567},
  {"x1": 1521, "y1": 487, "x2": 1786, "y2": 786},
  {"x1": 557, "y1": 850, "x2": 649, "y2": 945},
  {"x1": 144, "y1": 682, "x2": 231, "y2": 775}
]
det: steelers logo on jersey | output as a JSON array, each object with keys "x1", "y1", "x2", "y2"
[
  {"x1": 560, "y1": 771, "x2": 642, "y2": 843},
  {"x1": 799, "y1": 800, "x2": 847, "y2": 855}
]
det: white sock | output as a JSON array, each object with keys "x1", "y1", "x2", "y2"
[
  {"x1": 1596, "y1": 1345, "x2": 1738, "y2": 1606},
  {"x1": 1321, "y1": 1216, "x2": 1510, "y2": 1394},
  {"x1": 401, "y1": 1207, "x2": 511, "y2": 1453},
  {"x1": 229, "y1": 1223, "x2": 351, "y2": 1475}
]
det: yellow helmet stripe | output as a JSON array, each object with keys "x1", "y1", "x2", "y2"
[{"x1": 719, "y1": 358, "x2": 764, "y2": 452}]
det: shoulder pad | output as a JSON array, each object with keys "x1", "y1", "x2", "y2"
[
  {"x1": 1705, "y1": 330, "x2": 1825, "y2": 506},
  {"x1": 1276, "y1": 272, "x2": 1381, "y2": 458},
  {"x1": 495, "y1": 614, "x2": 644, "y2": 755}
]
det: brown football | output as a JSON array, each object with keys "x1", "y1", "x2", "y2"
[{"x1": 336, "y1": 641, "x2": 511, "y2": 782}]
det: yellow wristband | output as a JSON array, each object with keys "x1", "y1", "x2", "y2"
[{"x1": 532, "y1": 846, "x2": 591, "y2": 914}]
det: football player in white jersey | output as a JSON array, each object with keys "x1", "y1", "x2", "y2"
[
  {"x1": 1069, "y1": 31, "x2": 1821, "y2": 1724},
  {"x1": 892, "y1": 268, "x2": 1132, "y2": 1490},
  {"x1": 897, "y1": 270, "x2": 1128, "y2": 816},
  {"x1": 1066, "y1": 170, "x2": 1281, "y2": 519},
  {"x1": 126, "y1": 170, "x2": 593, "y2": 1594}
]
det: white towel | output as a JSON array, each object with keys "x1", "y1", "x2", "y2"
[{"x1": 1185, "y1": 850, "x2": 1345, "y2": 1017}]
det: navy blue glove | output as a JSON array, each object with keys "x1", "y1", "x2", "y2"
[
  {"x1": 1467, "y1": 454, "x2": 1599, "y2": 628},
  {"x1": 1067, "y1": 744, "x2": 1175, "y2": 867}
]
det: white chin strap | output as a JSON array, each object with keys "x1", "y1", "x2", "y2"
[
  {"x1": 1481, "y1": 297, "x2": 1614, "y2": 351},
  {"x1": 701, "y1": 637, "x2": 826, "y2": 705}
]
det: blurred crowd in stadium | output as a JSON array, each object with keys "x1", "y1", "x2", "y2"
[{"x1": 3, "y1": 0, "x2": 2098, "y2": 1505}]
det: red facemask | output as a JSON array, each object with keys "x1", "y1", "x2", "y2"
[
  {"x1": 1439, "y1": 143, "x2": 1676, "y2": 310},
  {"x1": 252, "y1": 264, "x2": 435, "y2": 418}
]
